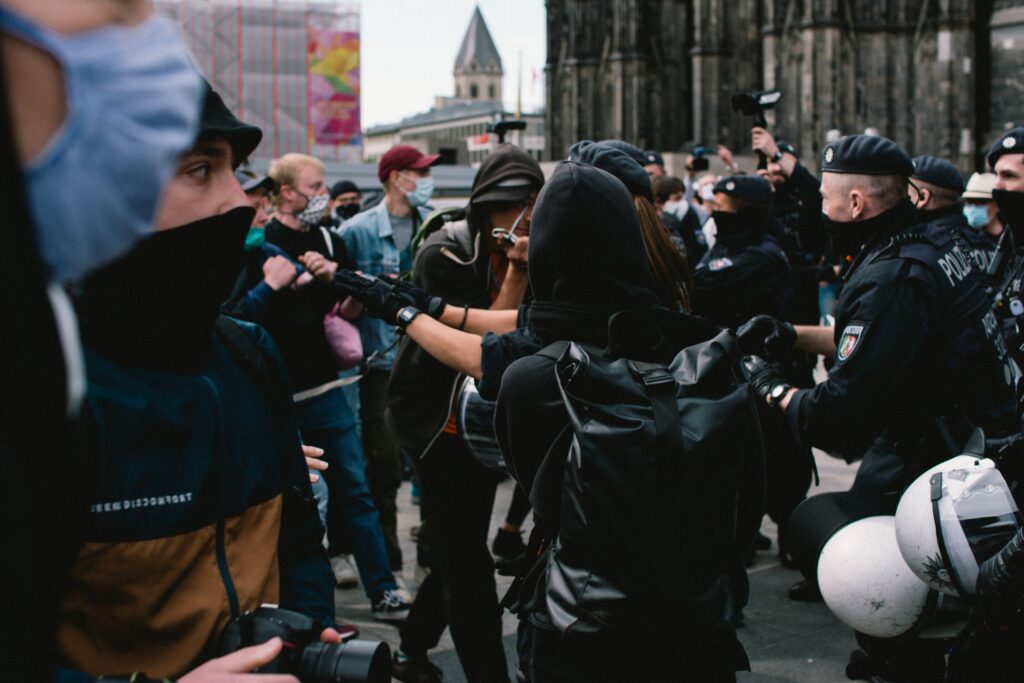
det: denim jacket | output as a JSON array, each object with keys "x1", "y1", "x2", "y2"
[{"x1": 337, "y1": 200, "x2": 432, "y2": 369}]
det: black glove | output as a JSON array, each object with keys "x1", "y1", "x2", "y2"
[
  {"x1": 334, "y1": 270, "x2": 445, "y2": 324},
  {"x1": 742, "y1": 355, "x2": 789, "y2": 403},
  {"x1": 736, "y1": 314, "x2": 797, "y2": 357},
  {"x1": 390, "y1": 278, "x2": 446, "y2": 319}
]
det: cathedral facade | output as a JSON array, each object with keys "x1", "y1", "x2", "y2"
[{"x1": 545, "y1": 0, "x2": 1024, "y2": 171}]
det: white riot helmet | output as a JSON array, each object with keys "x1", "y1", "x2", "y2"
[
  {"x1": 895, "y1": 453, "x2": 1021, "y2": 598},
  {"x1": 456, "y1": 377, "x2": 507, "y2": 475},
  {"x1": 818, "y1": 516, "x2": 937, "y2": 638}
]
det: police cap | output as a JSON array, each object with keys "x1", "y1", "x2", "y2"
[
  {"x1": 643, "y1": 150, "x2": 665, "y2": 167},
  {"x1": 987, "y1": 127, "x2": 1024, "y2": 169},
  {"x1": 713, "y1": 175, "x2": 774, "y2": 208},
  {"x1": 777, "y1": 140, "x2": 798, "y2": 158},
  {"x1": 911, "y1": 155, "x2": 965, "y2": 193},
  {"x1": 821, "y1": 135, "x2": 914, "y2": 177}
]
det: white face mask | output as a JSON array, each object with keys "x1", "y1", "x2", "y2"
[{"x1": 663, "y1": 200, "x2": 687, "y2": 219}]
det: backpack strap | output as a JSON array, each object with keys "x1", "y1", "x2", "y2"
[
  {"x1": 213, "y1": 316, "x2": 292, "y2": 419},
  {"x1": 536, "y1": 341, "x2": 570, "y2": 362},
  {"x1": 630, "y1": 361, "x2": 685, "y2": 459}
]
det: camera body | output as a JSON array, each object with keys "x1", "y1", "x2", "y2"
[
  {"x1": 690, "y1": 145, "x2": 710, "y2": 172},
  {"x1": 217, "y1": 606, "x2": 391, "y2": 683}
]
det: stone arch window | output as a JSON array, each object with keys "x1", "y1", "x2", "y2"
[
  {"x1": 471, "y1": 83, "x2": 478, "y2": 98},
  {"x1": 456, "y1": 84, "x2": 461, "y2": 97},
  {"x1": 488, "y1": 83, "x2": 495, "y2": 99}
]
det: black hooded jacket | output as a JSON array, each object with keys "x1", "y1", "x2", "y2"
[{"x1": 493, "y1": 162, "x2": 750, "y2": 674}]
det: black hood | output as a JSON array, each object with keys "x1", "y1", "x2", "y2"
[
  {"x1": 469, "y1": 143, "x2": 545, "y2": 206},
  {"x1": 528, "y1": 161, "x2": 659, "y2": 311}
]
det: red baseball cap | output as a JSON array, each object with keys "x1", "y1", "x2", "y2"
[{"x1": 377, "y1": 145, "x2": 440, "y2": 183}]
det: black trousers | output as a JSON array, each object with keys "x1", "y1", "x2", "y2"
[
  {"x1": 399, "y1": 433, "x2": 509, "y2": 682},
  {"x1": 359, "y1": 366, "x2": 403, "y2": 571}
]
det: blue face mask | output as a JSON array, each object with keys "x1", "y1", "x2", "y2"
[
  {"x1": 963, "y1": 204, "x2": 991, "y2": 230},
  {"x1": 0, "y1": 8, "x2": 203, "y2": 282},
  {"x1": 405, "y1": 176, "x2": 435, "y2": 208},
  {"x1": 244, "y1": 226, "x2": 266, "y2": 251}
]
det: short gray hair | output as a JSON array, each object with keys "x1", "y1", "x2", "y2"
[{"x1": 832, "y1": 173, "x2": 908, "y2": 210}]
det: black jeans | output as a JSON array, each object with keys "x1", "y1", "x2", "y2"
[
  {"x1": 359, "y1": 366, "x2": 403, "y2": 571},
  {"x1": 400, "y1": 433, "x2": 509, "y2": 682}
]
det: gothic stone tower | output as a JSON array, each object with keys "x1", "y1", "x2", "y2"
[
  {"x1": 454, "y1": 5, "x2": 504, "y2": 103},
  {"x1": 546, "y1": 0, "x2": 1004, "y2": 172}
]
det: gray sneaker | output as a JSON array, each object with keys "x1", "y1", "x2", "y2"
[
  {"x1": 330, "y1": 554, "x2": 359, "y2": 589},
  {"x1": 372, "y1": 588, "x2": 411, "y2": 623}
]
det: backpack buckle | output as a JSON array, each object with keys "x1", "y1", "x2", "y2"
[{"x1": 639, "y1": 368, "x2": 674, "y2": 389}]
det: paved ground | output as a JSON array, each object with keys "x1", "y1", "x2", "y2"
[{"x1": 334, "y1": 448, "x2": 862, "y2": 682}]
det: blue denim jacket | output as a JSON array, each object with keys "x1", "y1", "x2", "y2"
[{"x1": 337, "y1": 201, "x2": 431, "y2": 369}]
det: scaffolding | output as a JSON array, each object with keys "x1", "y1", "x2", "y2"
[{"x1": 155, "y1": 0, "x2": 361, "y2": 162}]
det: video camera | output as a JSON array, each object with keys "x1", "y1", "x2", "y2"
[
  {"x1": 731, "y1": 89, "x2": 782, "y2": 168},
  {"x1": 690, "y1": 145, "x2": 710, "y2": 172},
  {"x1": 488, "y1": 117, "x2": 527, "y2": 144},
  {"x1": 217, "y1": 606, "x2": 392, "y2": 682}
]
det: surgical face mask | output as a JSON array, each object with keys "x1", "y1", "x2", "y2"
[
  {"x1": 404, "y1": 175, "x2": 435, "y2": 207},
  {"x1": 295, "y1": 192, "x2": 329, "y2": 227},
  {"x1": 0, "y1": 8, "x2": 203, "y2": 283},
  {"x1": 663, "y1": 199, "x2": 687, "y2": 219},
  {"x1": 244, "y1": 226, "x2": 266, "y2": 251},
  {"x1": 963, "y1": 204, "x2": 990, "y2": 230}
]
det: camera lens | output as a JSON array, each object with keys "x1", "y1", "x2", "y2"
[{"x1": 299, "y1": 639, "x2": 392, "y2": 683}]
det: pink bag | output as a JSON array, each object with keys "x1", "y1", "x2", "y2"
[{"x1": 324, "y1": 296, "x2": 363, "y2": 370}]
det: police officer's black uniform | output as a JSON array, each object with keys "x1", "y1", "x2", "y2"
[{"x1": 913, "y1": 154, "x2": 999, "y2": 281}]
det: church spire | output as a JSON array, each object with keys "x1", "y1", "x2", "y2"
[{"x1": 453, "y1": 6, "x2": 503, "y2": 102}]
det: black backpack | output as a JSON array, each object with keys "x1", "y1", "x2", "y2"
[{"x1": 537, "y1": 322, "x2": 765, "y2": 634}]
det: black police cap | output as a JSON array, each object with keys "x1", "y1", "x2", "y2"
[
  {"x1": 569, "y1": 140, "x2": 653, "y2": 201},
  {"x1": 712, "y1": 175, "x2": 774, "y2": 208},
  {"x1": 643, "y1": 150, "x2": 665, "y2": 167},
  {"x1": 777, "y1": 140, "x2": 798, "y2": 158},
  {"x1": 987, "y1": 127, "x2": 1024, "y2": 169},
  {"x1": 820, "y1": 135, "x2": 914, "y2": 177},
  {"x1": 911, "y1": 155, "x2": 965, "y2": 193}
]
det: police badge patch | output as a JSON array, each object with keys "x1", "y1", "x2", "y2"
[{"x1": 837, "y1": 324, "x2": 864, "y2": 362}]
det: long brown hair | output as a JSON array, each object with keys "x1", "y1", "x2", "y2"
[{"x1": 634, "y1": 195, "x2": 692, "y2": 311}]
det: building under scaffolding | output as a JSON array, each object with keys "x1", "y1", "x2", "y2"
[{"x1": 154, "y1": 0, "x2": 361, "y2": 164}]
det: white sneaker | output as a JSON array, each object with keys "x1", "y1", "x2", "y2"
[
  {"x1": 372, "y1": 589, "x2": 411, "y2": 622},
  {"x1": 393, "y1": 573, "x2": 413, "y2": 603},
  {"x1": 330, "y1": 554, "x2": 358, "y2": 589}
]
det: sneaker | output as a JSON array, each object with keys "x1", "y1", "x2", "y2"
[
  {"x1": 372, "y1": 589, "x2": 411, "y2": 623},
  {"x1": 392, "y1": 651, "x2": 443, "y2": 682},
  {"x1": 330, "y1": 554, "x2": 359, "y2": 589},
  {"x1": 492, "y1": 528, "x2": 526, "y2": 560},
  {"x1": 393, "y1": 573, "x2": 414, "y2": 603}
]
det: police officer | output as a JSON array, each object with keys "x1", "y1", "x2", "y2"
[
  {"x1": 985, "y1": 128, "x2": 1024, "y2": 371},
  {"x1": 911, "y1": 155, "x2": 997, "y2": 280},
  {"x1": 738, "y1": 135, "x2": 1018, "y2": 600},
  {"x1": 692, "y1": 176, "x2": 792, "y2": 327},
  {"x1": 692, "y1": 176, "x2": 812, "y2": 588}
]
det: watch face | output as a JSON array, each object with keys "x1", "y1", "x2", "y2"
[{"x1": 770, "y1": 385, "x2": 786, "y2": 399}]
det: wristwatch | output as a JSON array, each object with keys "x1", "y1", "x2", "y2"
[
  {"x1": 768, "y1": 383, "x2": 793, "y2": 407},
  {"x1": 396, "y1": 306, "x2": 421, "y2": 330}
]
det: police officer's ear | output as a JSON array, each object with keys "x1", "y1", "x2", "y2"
[{"x1": 909, "y1": 183, "x2": 930, "y2": 209}]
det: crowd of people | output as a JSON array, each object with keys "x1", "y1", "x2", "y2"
[{"x1": 7, "y1": 2, "x2": 1024, "y2": 682}]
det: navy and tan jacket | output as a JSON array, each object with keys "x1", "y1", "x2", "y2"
[{"x1": 56, "y1": 320, "x2": 334, "y2": 680}]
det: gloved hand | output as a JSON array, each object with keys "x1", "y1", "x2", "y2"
[
  {"x1": 736, "y1": 314, "x2": 797, "y2": 357},
  {"x1": 333, "y1": 270, "x2": 445, "y2": 324},
  {"x1": 333, "y1": 270, "x2": 395, "y2": 318},
  {"x1": 390, "y1": 278, "x2": 446, "y2": 319},
  {"x1": 742, "y1": 355, "x2": 789, "y2": 403}
]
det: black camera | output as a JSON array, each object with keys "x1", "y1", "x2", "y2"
[
  {"x1": 690, "y1": 145, "x2": 710, "y2": 172},
  {"x1": 217, "y1": 607, "x2": 392, "y2": 683},
  {"x1": 730, "y1": 89, "x2": 782, "y2": 128},
  {"x1": 488, "y1": 117, "x2": 527, "y2": 144}
]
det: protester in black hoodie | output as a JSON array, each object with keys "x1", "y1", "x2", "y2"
[{"x1": 494, "y1": 161, "x2": 753, "y2": 682}]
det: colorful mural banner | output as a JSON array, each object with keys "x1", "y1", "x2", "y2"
[{"x1": 308, "y1": 28, "x2": 361, "y2": 147}]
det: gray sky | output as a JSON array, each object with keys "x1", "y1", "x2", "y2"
[{"x1": 359, "y1": 1, "x2": 546, "y2": 128}]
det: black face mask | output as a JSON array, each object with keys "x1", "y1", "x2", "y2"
[
  {"x1": 711, "y1": 209, "x2": 767, "y2": 244},
  {"x1": 334, "y1": 203, "x2": 360, "y2": 221},
  {"x1": 993, "y1": 189, "x2": 1024, "y2": 244},
  {"x1": 821, "y1": 199, "x2": 915, "y2": 260},
  {"x1": 80, "y1": 206, "x2": 255, "y2": 372}
]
